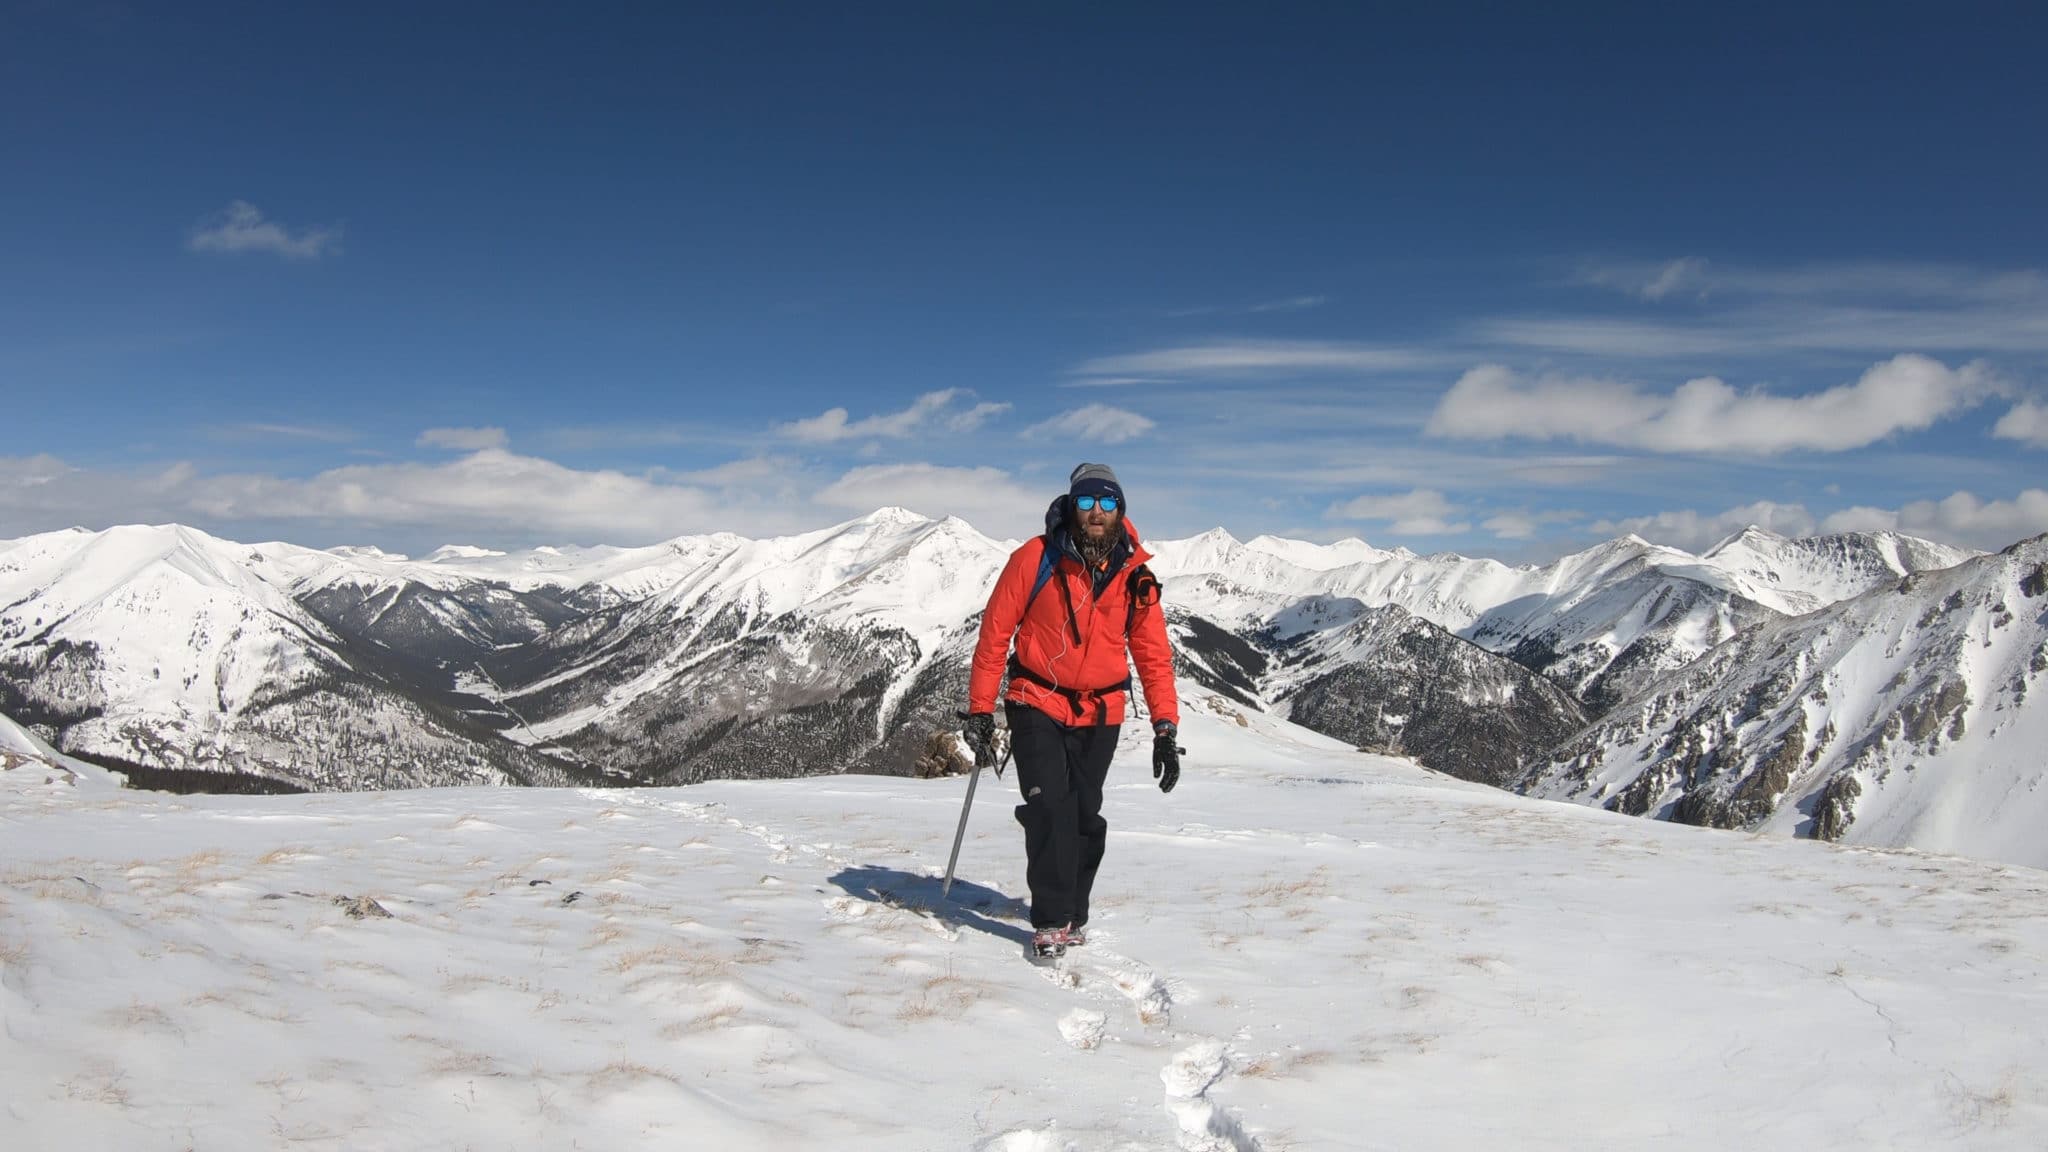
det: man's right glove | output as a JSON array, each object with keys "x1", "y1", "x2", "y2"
[
  {"x1": 1152, "y1": 720, "x2": 1183, "y2": 793},
  {"x1": 957, "y1": 710, "x2": 997, "y2": 768}
]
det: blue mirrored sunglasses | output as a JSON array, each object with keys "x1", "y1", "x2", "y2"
[{"x1": 1074, "y1": 495, "x2": 1119, "y2": 512}]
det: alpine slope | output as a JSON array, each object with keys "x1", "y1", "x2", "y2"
[{"x1": 3, "y1": 686, "x2": 2044, "y2": 1150}]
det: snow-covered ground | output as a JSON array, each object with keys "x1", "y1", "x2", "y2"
[{"x1": 4, "y1": 703, "x2": 2045, "y2": 1150}]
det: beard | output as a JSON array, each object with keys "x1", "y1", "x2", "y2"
[{"x1": 1075, "y1": 518, "x2": 1120, "y2": 564}]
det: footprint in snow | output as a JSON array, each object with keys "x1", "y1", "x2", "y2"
[
  {"x1": 1161, "y1": 1040, "x2": 1228, "y2": 1099},
  {"x1": 977, "y1": 1130, "x2": 1079, "y2": 1152},
  {"x1": 1112, "y1": 967, "x2": 1173, "y2": 1026},
  {"x1": 1162, "y1": 1040, "x2": 1261, "y2": 1152},
  {"x1": 1058, "y1": 1007, "x2": 1107, "y2": 1050}
]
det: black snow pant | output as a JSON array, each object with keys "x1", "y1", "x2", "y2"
[{"x1": 1005, "y1": 701, "x2": 1120, "y2": 931}]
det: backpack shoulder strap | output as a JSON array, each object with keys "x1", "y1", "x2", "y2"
[
  {"x1": 1022, "y1": 537, "x2": 1060, "y2": 617},
  {"x1": 1124, "y1": 563, "x2": 1161, "y2": 639}
]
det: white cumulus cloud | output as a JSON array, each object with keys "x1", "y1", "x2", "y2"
[
  {"x1": 1821, "y1": 489, "x2": 2048, "y2": 550},
  {"x1": 1427, "y1": 354, "x2": 1997, "y2": 454},
  {"x1": 812, "y1": 463, "x2": 1045, "y2": 533},
  {"x1": 0, "y1": 449, "x2": 801, "y2": 546},
  {"x1": 1992, "y1": 400, "x2": 2048, "y2": 448},
  {"x1": 1588, "y1": 501, "x2": 1822, "y2": 553},
  {"x1": 186, "y1": 201, "x2": 341, "y2": 261},
  {"x1": 1586, "y1": 490, "x2": 2048, "y2": 554}
]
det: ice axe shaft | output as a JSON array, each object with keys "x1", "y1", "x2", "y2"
[{"x1": 941, "y1": 743, "x2": 1010, "y2": 900}]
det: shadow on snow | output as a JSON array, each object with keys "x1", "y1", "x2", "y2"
[{"x1": 827, "y1": 865, "x2": 1033, "y2": 946}]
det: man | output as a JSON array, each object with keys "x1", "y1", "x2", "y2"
[{"x1": 960, "y1": 463, "x2": 1182, "y2": 960}]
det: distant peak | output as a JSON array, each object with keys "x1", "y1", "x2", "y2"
[
  {"x1": 853, "y1": 506, "x2": 933, "y2": 528},
  {"x1": 328, "y1": 545, "x2": 408, "y2": 561},
  {"x1": 1704, "y1": 525, "x2": 1785, "y2": 557},
  {"x1": 931, "y1": 514, "x2": 992, "y2": 540},
  {"x1": 426, "y1": 544, "x2": 508, "y2": 562}
]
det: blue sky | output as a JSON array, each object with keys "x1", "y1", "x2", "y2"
[{"x1": 5, "y1": 1, "x2": 2047, "y2": 558}]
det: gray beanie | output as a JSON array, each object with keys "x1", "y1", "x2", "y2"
[{"x1": 1068, "y1": 462, "x2": 1125, "y2": 508}]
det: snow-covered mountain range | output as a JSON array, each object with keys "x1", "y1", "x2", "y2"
[
  {"x1": 7, "y1": 511, "x2": 2041, "y2": 865},
  {"x1": 1524, "y1": 534, "x2": 2048, "y2": 865},
  {"x1": 0, "y1": 526, "x2": 599, "y2": 791}
]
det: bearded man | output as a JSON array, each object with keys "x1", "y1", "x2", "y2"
[{"x1": 959, "y1": 463, "x2": 1182, "y2": 960}]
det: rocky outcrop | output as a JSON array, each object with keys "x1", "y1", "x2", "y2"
[{"x1": 1280, "y1": 606, "x2": 1589, "y2": 787}]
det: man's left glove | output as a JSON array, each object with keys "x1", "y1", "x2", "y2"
[
  {"x1": 957, "y1": 710, "x2": 997, "y2": 768},
  {"x1": 1152, "y1": 720, "x2": 1183, "y2": 793}
]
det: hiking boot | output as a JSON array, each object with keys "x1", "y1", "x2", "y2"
[{"x1": 1030, "y1": 925, "x2": 1071, "y2": 960}]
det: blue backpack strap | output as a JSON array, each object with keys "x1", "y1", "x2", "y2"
[{"x1": 1021, "y1": 538, "x2": 1059, "y2": 617}]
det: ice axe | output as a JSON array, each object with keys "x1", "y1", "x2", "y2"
[{"x1": 940, "y1": 725, "x2": 1011, "y2": 901}]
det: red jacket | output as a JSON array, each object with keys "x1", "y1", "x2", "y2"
[{"x1": 968, "y1": 520, "x2": 1179, "y2": 729}]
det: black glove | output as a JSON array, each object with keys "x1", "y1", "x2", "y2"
[
  {"x1": 1152, "y1": 721, "x2": 1183, "y2": 793},
  {"x1": 957, "y1": 711, "x2": 997, "y2": 768}
]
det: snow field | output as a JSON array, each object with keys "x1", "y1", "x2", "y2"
[{"x1": 3, "y1": 706, "x2": 2047, "y2": 1149}]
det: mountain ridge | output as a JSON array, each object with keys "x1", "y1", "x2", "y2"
[{"x1": 7, "y1": 514, "x2": 2033, "y2": 866}]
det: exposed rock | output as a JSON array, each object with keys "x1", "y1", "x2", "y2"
[
  {"x1": 1283, "y1": 606, "x2": 1588, "y2": 787},
  {"x1": 1675, "y1": 724, "x2": 1803, "y2": 830},
  {"x1": 333, "y1": 895, "x2": 393, "y2": 920},
  {"x1": 912, "y1": 730, "x2": 972, "y2": 779},
  {"x1": 1812, "y1": 772, "x2": 1862, "y2": 842},
  {"x1": 1902, "y1": 679, "x2": 1969, "y2": 746}
]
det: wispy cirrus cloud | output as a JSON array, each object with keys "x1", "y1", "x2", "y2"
[
  {"x1": 186, "y1": 201, "x2": 342, "y2": 261},
  {"x1": 1248, "y1": 295, "x2": 1329, "y2": 313},
  {"x1": 777, "y1": 389, "x2": 1009, "y2": 443},
  {"x1": 1427, "y1": 354, "x2": 1999, "y2": 455},
  {"x1": 1022, "y1": 404, "x2": 1155, "y2": 445},
  {"x1": 418, "y1": 427, "x2": 509, "y2": 451},
  {"x1": 1577, "y1": 258, "x2": 2047, "y2": 304},
  {"x1": 1076, "y1": 339, "x2": 1439, "y2": 379},
  {"x1": 948, "y1": 402, "x2": 1012, "y2": 433},
  {"x1": 1325, "y1": 488, "x2": 1470, "y2": 535},
  {"x1": 208, "y1": 422, "x2": 358, "y2": 444},
  {"x1": 1058, "y1": 375, "x2": 1173, "y2": 390},
  {"x1": 1500, "y1": 260, "x2": 2048, "y2": 358},
  {"x1": 1481, "y1": 508, "x2": 1585, "y2": 541},
  {"x1": 1577, "y1": 257, "x2": 1711, "y2": 301},
  {"x1": 1158, "y1": 294, "x2": 1330, "y2": 318}
]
